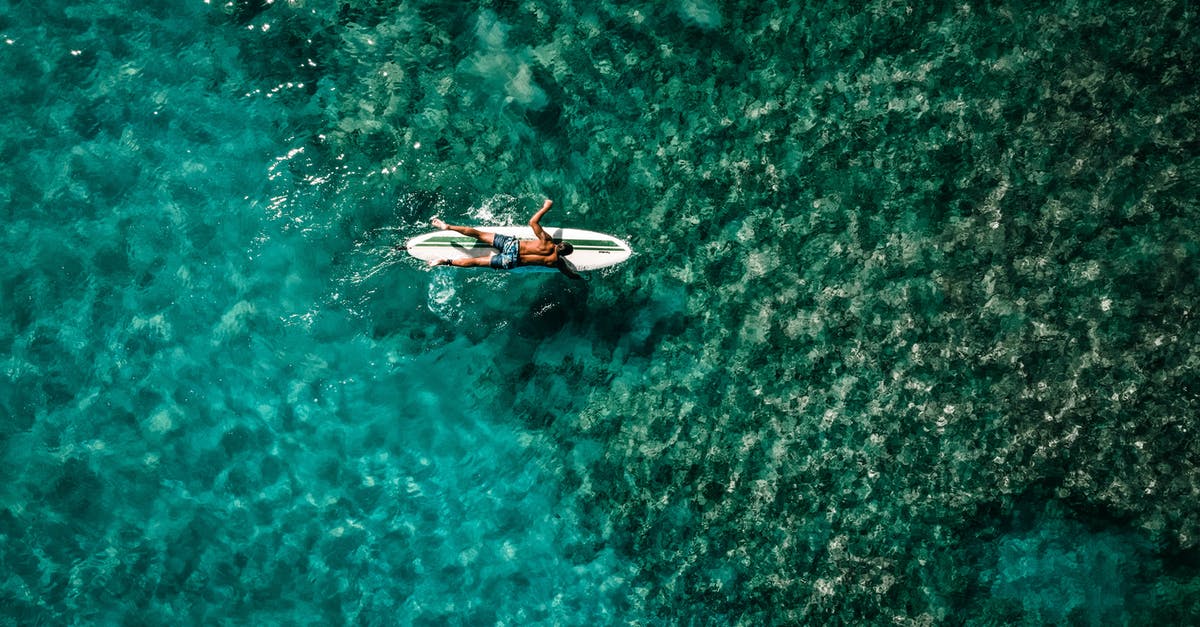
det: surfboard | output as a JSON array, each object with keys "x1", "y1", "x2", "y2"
[{"x1": 405, "y1": 226, "x2": 632, "y2": 272}]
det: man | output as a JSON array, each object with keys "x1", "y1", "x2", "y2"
[{"x1": 428, "y1": 199, "x2": 582, "y2": 279}]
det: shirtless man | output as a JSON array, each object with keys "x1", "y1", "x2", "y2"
[{"x1": 428, "y1": 199, "x2": 582, "y2": 279}]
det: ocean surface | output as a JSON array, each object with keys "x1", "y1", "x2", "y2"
[{"x1": 2, "y1": 0, "x2": 1198, "y2": 624}]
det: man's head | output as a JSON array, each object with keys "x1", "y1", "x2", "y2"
[{"x1": 555, "y1": 241, "x2": 574, "y2": 256}]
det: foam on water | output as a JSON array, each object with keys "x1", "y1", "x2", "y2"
[{"x1": 3, "y1": 0, "x2": 1199, "y2": 624}]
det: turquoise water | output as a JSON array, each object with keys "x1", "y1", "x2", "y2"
[{"x1": 2, "y1": 0, "x2": 1198, "y2": 623}]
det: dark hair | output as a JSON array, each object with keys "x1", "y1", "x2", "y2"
[{"x1": 558, "y1": 241, "x2": 574, "y2": 256}]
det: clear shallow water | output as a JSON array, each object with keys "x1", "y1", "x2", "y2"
[{"x1": 1, "y1": 0, "x2": 1197, "y2": 624}]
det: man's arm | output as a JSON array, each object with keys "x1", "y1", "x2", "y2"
[
  {"x1": 555, "y1": 259, "x2": 584, "y2": 280},
  {"x1": 529, "y1": 199, "x2": 553, "y2": 242}
]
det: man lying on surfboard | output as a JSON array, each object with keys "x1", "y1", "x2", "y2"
[{"x1": 428, "y1": 199, "x2": 582, "y2": 279}]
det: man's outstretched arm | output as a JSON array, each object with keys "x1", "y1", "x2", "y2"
[
  {"x1": 529, "y1": 199, "x2": 553, "y2": 242},
  {"x1": 555, "y1": 259, "x2": 584, "y2": 280}
]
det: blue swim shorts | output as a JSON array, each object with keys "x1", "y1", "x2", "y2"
[{"x1": 490, "y1": 234, "x2": 520, "y2": 269}]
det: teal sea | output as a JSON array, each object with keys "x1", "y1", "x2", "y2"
[{"x1": 2, "y1": 0, "x2": 1198, "y2": 624}]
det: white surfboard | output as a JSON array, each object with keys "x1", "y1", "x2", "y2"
[{"x1": 405, "y1": 226, "x2": 632, "y2": 272}]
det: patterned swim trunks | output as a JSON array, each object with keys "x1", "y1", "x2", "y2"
[{"x1": 489, "y1": 234, "x2": 520, "y2": 269}]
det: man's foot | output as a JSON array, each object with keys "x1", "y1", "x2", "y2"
[
  {"x1": 431, "y1": 217, "x2": 447, "y2": 230},
  {"x1": 428, "y1": 258, "x2": 449, "y2": 267}
]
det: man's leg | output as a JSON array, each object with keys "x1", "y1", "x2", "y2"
[
  {"x1": 432, "y1": 218, "x2": 495, "y2": 246},
  {"x1": 429, "y1": 255, "x2": 495, "y2": 268}
]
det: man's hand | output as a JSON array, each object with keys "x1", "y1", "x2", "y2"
[
  {"x1": 529, "y1": 199, "x2": 554, "y2": 241},
  {"x1": 531, "y1": 199, "x2": 553, "y2": 224}
]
